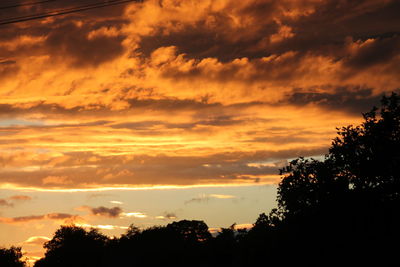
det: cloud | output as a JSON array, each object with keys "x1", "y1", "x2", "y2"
[
  {"x1": 87, "y1": 193, "x2": 114, "y2": 199},
  {"x1": 209, "y1": 194, "x2": 236, "y2": 199},
  {"x1": 0, "y1": 0, "x2": 130, "y2": 67},
  {"x1": 0, "y1": 147, "x2": 327, "y2": 189},
  {"x1": 85, "y1": 206, "x2": 123, "y2": 218},
  {"x1": 344, "y1": 35, "x2": 400, "y2": 69},
  {"x1": 44, "y1": 22, "x2": 126, "y2": 67},
  {"x1": 0, "y1": 199, "x2": 13, "y2": 207},
  {"x1": 75, "y1": 223, "x2": 129, "y2": 230},
  {"x1": 0, "y1": 195, "x2": 33, "y2": 207},
  {"x1": 156, "y1": 212, "x2": 177, "y2": 220},
  {"x1": 22, "y1": 236, "x2": 51, "y2": 246},
  {"x1": 9, "y1": 195, "x2": 32, "y2": 201},
  {"x1": 77, "y1": 205, "x2": 146, "y2": 219},
  {"x1": 185, "y1": 193, "x2": 237, "y2": 204},
  {"x1": 110, "y1": 200, "x2": 124, "y2": 205},
  {"x1": 42, "y1": 175, "x2": 72, "y2": 185},
  {"x1": 0, "y1": 213, "x2": 81, "y2": 224},
  {"x1": 0, "y1": 0, "x2": 399, "y2": 191},
  {"x1": 284, "y1": 86, "x2": 384, "y2": 114},
  {"x1": 120, "y1": 212, "x2": 147, "y2": 218}
]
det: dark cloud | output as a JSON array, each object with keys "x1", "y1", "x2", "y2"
[
  {"x1": 138, "y1": 0, "x2": 400, "y2": 63},
  {"x1": 0, "y1": 60, "x2": 16, "y2": 65},
  {"x1": 157, "y1": 51, "x2": 310, "y2": 84},
  {"x1": 0, "y1": 199, "x2": 13, "y2": 207},
  {"x1": 285, "y1": 86, "x2": 384, "y2": 114},
  {"x1": 164, "y1": 212, "x2": 177, "y2": 219},
  {"x1": 157, "y1": 212, "x2": 177, "y2": 220},
  {"x1": 138, "y1": 18, "x2": 278, "y2": 62},
  {"x1": 135, "y1": 0, "x2": 339, "y2": 61},
  {"x1": 88, "y1": 206, "x2": 123, "y2": 218},
  {"x1": 0, "y1": 59, "x2": 18, "y2": 80},
  {"x1": 0, "y1": 212, "x2": 79, "y2": 223},
  {"x1": 46, "y1": 213, "x2": 77, "y2": 220},
  {"x1": 267, "y1": 1, "x2": 400, "y2": 56},
  {"x1": 345, "y1": 35, "x2": 400, "y2": 69},
  {"x1": 184, "y1": 195, "x2": 211, "y2": 205},
  {"x1": 0, "y1": 0, "x2": 131, "y2": 66},
  {"x1": 0, "y1": 195, "x2": 32, "y2": 207},
  {"x1": 7, "y1": 215, "x2": 45, "y2": 222},
  {"x1": 127, "y1": 97, "x2": 221, "y2": 111},
  {"x1": 44, "y1": 22, "x2": 126, "y2": 67}
]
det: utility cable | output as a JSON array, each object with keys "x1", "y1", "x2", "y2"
[
  {"x1": 0, "y1": 0, "x2": 57, "y2": 10},
  {"x1": 0, "y1": 0, "x2": 141, "y2": 26}
]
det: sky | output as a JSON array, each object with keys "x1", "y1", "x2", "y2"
[{"x1": 0, "y1": 0, "x2": 400, "y2": 263}]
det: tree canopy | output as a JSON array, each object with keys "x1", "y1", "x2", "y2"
[
  {"x1": 0, "y1": 247, "x2": 26, "y2": 267},
  {"x1": 278, "y1": 93, "x2": 400, "y2": 217},
  {"x1": 34, "y1": 226, "x2": 108, "y2": 267},
  {"x1": 275, "y1": 92, "x2": 400, "y2": 266}
]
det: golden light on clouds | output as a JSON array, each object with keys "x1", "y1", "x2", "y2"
[
  {"x1": 1, "y1": 1, "x2": 400, "y2": 260},
  {"x1": 0, "y1": 0, "x2": 399, "y2": 192}
]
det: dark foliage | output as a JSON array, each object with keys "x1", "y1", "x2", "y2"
[
  {"x1": 34, "y1": 226, "x2": 108, "y2": 267},
  {"x1": 276, "y1": 92, "x2": 400, "y2": 266},
  {"x1": 0, "y1": 246, "x2": 26, "y2": 267},
  {"x1": 32, "y1": 93, "x2": 400, "y2": 267}
]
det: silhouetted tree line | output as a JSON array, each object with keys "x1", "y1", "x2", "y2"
[
  {"x1": 0, "y1": 247, "x2": 26, "y2": 267},
  {"x1": 2, "y1": 93, "x2": 400, "y2": 267}
]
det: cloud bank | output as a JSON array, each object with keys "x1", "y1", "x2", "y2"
[{"x1": 0, "y1": 0, "x2": 399, "y2": 189}]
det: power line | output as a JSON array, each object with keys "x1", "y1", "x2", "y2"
[
  {"x1": 0, "y1": 0, "x2": 57, "y2": 10},
  {"x1": 0, "y1": 0, "x2": 142, "y2": 26},
  {"x1": 1, "y1": 0, "x2": 127, "y2": 22}
]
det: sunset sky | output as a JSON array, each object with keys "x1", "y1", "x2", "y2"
[{"x1": 1, "y1": 0, "x2": 400, "y2": 262}]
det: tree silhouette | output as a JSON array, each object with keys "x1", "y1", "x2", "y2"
[
  {"x1": 278, "y1": 93, "x2": 400, "y2": 217},
  {"x1": 167, "y1": 219, "x2": 212, "y2": 243},
  {"x1": 210, "y1": 224, "x2": 237, "y2": 267},
  {"x1": 276, "y1": 92, "x2": 400, "y2": 266},
  {"x1": 329, "y1": 93, "x2": 400, "y2": 198},
  {"x1": 34, "y1": 226, "x2": 108, "y2": 267},
  {"x1": 0, "y1": 246, "x2": 26, "y2": 267},
  {"x1": 100, "y1": 220, "x2": 213, "y2": 267}
]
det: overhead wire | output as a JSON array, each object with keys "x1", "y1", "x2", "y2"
[
  {"x1": 0, "y1": 0, "x2": 57, "y2": 10},
  {"x1": 1, "y1": 0, "x2": 126, "y2": 22},
  {"x1": 0, "y1": 0, "x2": 141, "y2": 26}
]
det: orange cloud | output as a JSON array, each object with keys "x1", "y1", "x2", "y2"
[
  {"x1": 0, "y1": 213, "x2": 82, "y2": 224},
  {"x1": 22, "y1": 236, "x2": 51, "y2": 246},
  {"x1": 0, "y1": 0, "x2": 399, "y2": 190},
  {"x1": 9, "y1": 195, "x2": 32, "y2": 201}
]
